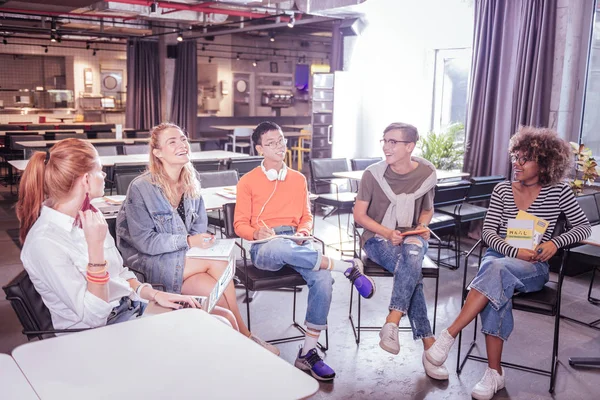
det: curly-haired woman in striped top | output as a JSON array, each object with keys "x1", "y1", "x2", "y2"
[{"x1": 425, "y1": 126, "x2": 591, "y2": 400}]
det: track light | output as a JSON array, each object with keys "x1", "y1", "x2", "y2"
[
  {"x1": 44, "y1": 46, "x2": 48, "y2": 53},
  {"x1": 201, "y1": 45, "x2": 206, "y2": 51},
  {"x1": 2, "y1": 37, "x2": 7, "y2": 45},
  {"x1": 86, "y1": 42, "x2": 90, "y2": 50},
  {"x1": 287, "y1": 14, "x2": 295, "y2": 28},
  {"x1": 51, "y1": 18, "x2": 57, "y2": 32},
  {"x1": 177, "y1": 32, "x2": 183, "y2": 42},
  {"x1": 150, "y1": 1, "x2": 157, "y2": 13},
  {"x1": 57, "y1": 35, "x2": 62, "y2": 43},
  {"x1": 208, "y1": 56, "x2": 212, "y2": 63},
  {"x1": 252, "y1": 60, "x2": 257, "y2": 67},
  {"x1": 236, "y1": 53, "x2": 240, "y2": 60},
  {"x1": 93, "y1": 49, "x2": 97, "y2": 56},
  {"x1": 269, "y1": 32, "x2": 275, "y2": 42},
  {"x1": 50, "y1": 34, "x2": 56, "y2": 43}
]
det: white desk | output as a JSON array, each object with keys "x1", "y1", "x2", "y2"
[
  {"x1": 332, "y1": 169, "x2": 470, "y2": 182},
  {"x1": 12, "y1": 309, "x2": 318, "y2": 400},
  {"x1": 582, "y1": 224, "x2": 600, "y2": 246},
  {"x1": 200, "y1": 186, "x2": 237, "y2": 211},
  {"x1": 9, "y1": 151, "x2": 249, "y2": 172},
  {"x1": 0, "y1": 354, "x2": 39, "y2": 400},
  {"x1": 15, "y1": 138, "x2": 149, "y2": 148}
]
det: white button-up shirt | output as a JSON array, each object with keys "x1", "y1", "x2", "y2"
[{"x1": 21, "y1": 206, "x2": 139, "y2": 330}]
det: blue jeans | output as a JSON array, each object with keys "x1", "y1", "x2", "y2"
[
  {"x1": 250, "y1": 226, "x2": 332, "y2": 331},
  {"x1": 469, "y1": 249, "x2": 549, "y2": 341},
  {"x1": 363, "y1": 236, "x2": 433, "y2": 340}
]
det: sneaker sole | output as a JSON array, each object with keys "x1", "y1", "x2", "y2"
[
  {"x1": 422, "y1": 354, "x2": 449, "y2": 381},
  {"x1": 353, "y1": 259, "x2": 376, "y2": 299},
  {"x1": 471, "y1": 383, "x2": 505, "y2": 400},
  {"x1": 294, "y1": 361, "x2": 335, "y2": 381},
  {"x1": 425, "y1": 349, "x2": 448, "y2": 367},
  {"x1": 378, "y1": 339, "x2": 400, "y2": 355}
]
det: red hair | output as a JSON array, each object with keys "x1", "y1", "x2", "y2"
[{"x1": 16, "y1": 138, "x2": 98, "y2": 244}]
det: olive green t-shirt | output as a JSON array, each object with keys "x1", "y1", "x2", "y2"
[{"x1": 356, "y1": 163, "x2": 434, "y2": 242}]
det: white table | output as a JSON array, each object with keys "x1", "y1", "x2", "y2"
[
  {"x1": 332, "y1": 169, "x2": 470, "y2": 182},
  {"x1": 0, "y1": 353, "x2": 39, "y2": 399},
  {"x1": 15, "y1": 138, "x2": 148, "y2": 148},
  {"x1": 12, "y1": 309, "x2": 319, "y2": 400},
  {"x1": 200, "y1": 186, "x2": 237, "y2": 211},
  {"x1": 8, "y1": 151, "x2": 250, "y2": 172}
]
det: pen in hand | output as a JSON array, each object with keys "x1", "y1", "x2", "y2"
[{"x1": 261, "y1": 220, "x2": 275, "y2": 236}]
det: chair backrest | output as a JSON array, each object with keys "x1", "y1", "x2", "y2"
[
  {"x1": 123, "y1": 144, "x2": 149, "y2": 155},
  {"x1": 232, "y1": 127, "x2": 253, "y2": 138},
  {"x1": 54, "y1": 133, "x2": 82, "y2": 140},
  {"x1": 3, "y1": 270, "x2": 54, "y2": 340},
  {"x1": 199, "y1": 170, "x2": 239, "y2": 188},
  {"x1": 228, "y1": 156, "x2": 264, "y2": 177},
  {"x1": 44, "y1": 130, "x2": 76, "y2": 140},
  {"x1": 433, "y1": 180, "x2": 472, "y2": 208},
  {"x1": 576, "y1": 194, "x2": 600, "y2": 226},
  {"x1": 95, "y1": 145, "x2": 118, "y2": 156},
  {"x1": 95, "y1": 131, "x2": 116, "y2": 139},
  {"x1": 350, "y1": 157, "x2": 382, "y2": 171},
  {"x1": 309, "y1": 158, "x2": 350, "y2": 194},
  {"x1": 222, "y1": 202, "x2": 239, "y2": 239},
  {"x1": 192, "y1": 159, "x2": 221, "y2": 172},
  {"x1": 466, "y1": 175, "x2": 505, "y2": 202},
  {"x1": 134, "y1": 132, "x2": 150, "y2": 138},
  {"x1": 190, "y1": 142, "x2": 202, "y2": 152},
  {"x1": 114, "y1": 163, "x2": 146, "y2": 195}
]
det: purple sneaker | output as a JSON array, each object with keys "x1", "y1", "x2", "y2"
[
  {"x1": 344, "y1": 259, "x2": 376, "y2": 299},
  {"x1": 294, "y1": 348, "x2": 336, "y2": 381}
]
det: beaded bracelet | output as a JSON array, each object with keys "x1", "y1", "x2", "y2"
[
  {"x1": 86, "y1": 267, "x2": 107, "y2": 276},
  {"x1": 88, "y1": 261, "x2": 108, "y2": 268}
]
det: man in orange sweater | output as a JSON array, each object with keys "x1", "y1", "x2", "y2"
[{"x1": 234, "y1": 121, "x2": 375, "y2": 381}]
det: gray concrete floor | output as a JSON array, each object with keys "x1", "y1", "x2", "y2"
[{"x1": 0, "y1": 183, "x2": 599, "y2": 399}]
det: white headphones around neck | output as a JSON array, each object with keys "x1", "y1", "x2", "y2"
[{"x1": 260, "y1": 160, "x2": 288, "y2": 181}]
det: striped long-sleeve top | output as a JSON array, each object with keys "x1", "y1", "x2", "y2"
[{"x1": 482, "y1": 181, "x2": 591, "y2": 258}]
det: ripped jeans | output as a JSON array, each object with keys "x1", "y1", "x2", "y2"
[{"x1": 363, "y1": 236, "x2": 433, "y2": 340}]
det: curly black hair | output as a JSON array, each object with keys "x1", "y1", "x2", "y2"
[{"x1": 509, "y1": 126, "x2": 572, "y2": 186}]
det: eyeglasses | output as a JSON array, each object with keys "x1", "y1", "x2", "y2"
[
  {"x1": 263, "y1": 138, "x2": 288, "y2": 149},
  {"x1": 380, "y1": 139, "x2": 412, "y2": 147},
  {"x1": 510, "y1": 154, "x2": 531, "y2": 166}
]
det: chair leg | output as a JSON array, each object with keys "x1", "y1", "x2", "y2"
[
  {"x1": 432, "y1": 275, "x2": 439, "y2": 334},
  {"x1": 588, "y1": 266, "x2": 599, "y2": 304},
  {"x1": 245, "y1": 286, "x2": 251, "y2": 331}
]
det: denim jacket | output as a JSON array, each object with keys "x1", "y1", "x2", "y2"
[{"x1": 116, "y1": 171, "x2": 208, "y2": 293}]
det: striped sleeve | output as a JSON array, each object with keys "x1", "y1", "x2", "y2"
[
  {"x1": 481, "y1": 182, "x2": 519, "y2": 258},
  {"x1": 550, "y1": 185, "x2": 591, "y2": 249}
]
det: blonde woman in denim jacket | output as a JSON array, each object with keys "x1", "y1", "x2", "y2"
[{"x1": 117, "y1": 123, "x2": 278, "y2": 355}]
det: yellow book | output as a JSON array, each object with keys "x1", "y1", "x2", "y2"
[
  {"x1": 516, "y1": 210, "x2": 549, "y2": 246},
  {"x1": 506, "y1": 219, "x2": 535, "y2": 249}
]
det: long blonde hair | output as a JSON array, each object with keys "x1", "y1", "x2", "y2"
[
  {"x1": 17, "y1": 139, "x2": 98, "y2": 244},
  {"x1": 148, "y1": 122, "x2": 200, "y2": 205}
]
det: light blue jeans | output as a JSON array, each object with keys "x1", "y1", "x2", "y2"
[
  {"x1": 363, "y1": 236, "x2": 433, "y2": 340},
  {"x1": 469, "y1": 249, "x2": 549, "y2": 341},
  {"x1": 249, "y1": 226, "x2": 333, "y2": 331}
]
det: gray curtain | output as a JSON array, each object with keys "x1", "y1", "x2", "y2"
[
  {"x1": 170, "y1": 40, "x2": 198, "y2": 138},
  {"x1": 463, "y1": 0, "x2": 557, "y2": 178},
  {"x1": 125, "y1": 40, "x2": 161, "y2": 130}
]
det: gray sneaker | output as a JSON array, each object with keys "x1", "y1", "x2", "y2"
[{"x1": 379, "y1": 322, "x2": 400, "y2": 355}]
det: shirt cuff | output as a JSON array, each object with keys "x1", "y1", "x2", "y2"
[
  {"x1": 83, "y1": 291, "x2": 114, "y2": 326},
  {"x1": 172, "y1": 234, "x2": 189, "y2": 251}
]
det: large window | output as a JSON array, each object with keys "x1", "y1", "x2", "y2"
[{"x1": 580, "y1": 5, "x2": 600, "y2": 154}]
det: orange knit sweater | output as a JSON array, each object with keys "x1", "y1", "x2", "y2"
[{"x1": 234, "y1": 166, "x2": 313, "y2": 241}]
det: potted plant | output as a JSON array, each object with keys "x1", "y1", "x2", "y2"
[
  {"x1": 569, "y1": 142, "x2": 600, "y2": 195},
  {"x1": 417, "y1": 122, "x2": 466, "y2": 170}
]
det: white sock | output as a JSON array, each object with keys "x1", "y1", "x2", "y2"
[
  {"x1": 301, "y1": 329, "x2": 320, "y2": 355},
  {"x1": 326, "y1": 257, "x2": 352, "y2": 273}
]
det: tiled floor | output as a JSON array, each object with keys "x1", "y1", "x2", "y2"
[{"x1": 0, "y1": 183, "x2": 599, "y2": 399}]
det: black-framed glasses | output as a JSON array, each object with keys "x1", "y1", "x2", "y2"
[
  {"x1": 263, "y1": 138, "x2": 288, "y2": 149},
  {"x1": 510, "y1": 154, "x2": 530, "y2": 166},
  {"x1": 380, "y1": 139, "x2": 412, "y2": 147}
]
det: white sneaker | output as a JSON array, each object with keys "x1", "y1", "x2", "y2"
[
  {"x1": 249, "y1": 333, "x2": 280, "y2": 356},
  {"x1": 425, "y1": 329, "x2": 455, "y2": 366},
  {"x1": 422, "y1": 352, "x2": 449, "y2": 380},
  {"x1": 471, "y1": 367, "x2": 505, "y2": 400},
  {"x1": 379, "y1": 322, "x2": 400, "y2": 355}
]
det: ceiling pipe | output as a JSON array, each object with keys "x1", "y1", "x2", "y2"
[
  {"x1": 0, "y1": 7, "x2": 138, "y2": 21},
  {"x1": 104, "y1": 0, "x2": 291, "y2": 21}
]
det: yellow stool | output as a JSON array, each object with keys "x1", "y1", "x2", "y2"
[
  {"x1": 291, "y1": 134, "x2": 311, "y2": 171},
  {"x1": 284, "y1": 149, "x2": 293, "y2": 168}
]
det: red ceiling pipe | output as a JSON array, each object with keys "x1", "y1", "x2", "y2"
[{"x1": 105, "y1": 0, "x2": 290, "y2": 21}]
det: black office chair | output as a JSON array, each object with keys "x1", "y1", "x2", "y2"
[
  {"x1": 55, "y1": 133, "x2": 83, "y2": 140},
  {"x1": 227, "y1": 156, "x2": 263, "y2": 177},
  {"x1": 348, "y1": 224, "x2": 441, "y2": 343},
  {"x1": 123, "y1": 144, "x2": 148, "y2": 155},
  {"x1": 430, "y1": 180, "x2": 472, "y2": 269},
  {"x1": 222, "y1": 202, "x2": 328, "y2": 350},
  {"x1": 350, "y1": 157, "x2": 382, "y2": 171},
  {"x1": 192, "y1": 159, "x2": 221, "y2": 172},
  {"x1": 113, "y1": 163, "x2": 146, "y2": 195},
  {"x1": 309, "y1": 158, "x2": 357, "y2": 253},
  {"x1": 456, "y1": 214, "x2": 569, "y2": 393},
  {"x1": 95, "y1": 131, "x2": 117, "y2": 139},
  {"x1": 135, "y1": 132, "x2": 150, "y2": 139}
]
